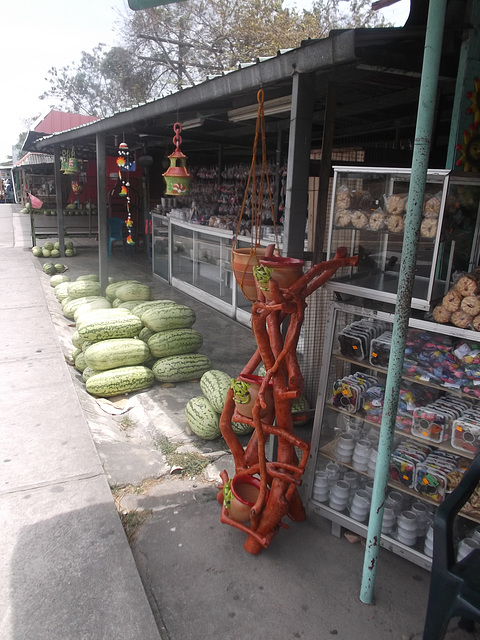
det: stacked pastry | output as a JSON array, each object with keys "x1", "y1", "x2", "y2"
[
  {"x1": 433, "y1": 273, "x2": 480, "y2": 330},
  {"x1": 332, "y1": 184, "x2": 443, "y2": 238}
]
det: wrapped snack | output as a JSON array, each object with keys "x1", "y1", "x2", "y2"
[
  {"x1": 335, "y1": 184, "x2": 351, "y2": 210},
  {"x1": 385, "y1": 193, "x2": 408, "y2": 215},
  {"x1": 442, "y1": 289, "x2": 462, "y2": 312},
  {"x1": 432, "y1": 305, "x2": 452, "y2": 324},
  {"x1": 461, "y1": 295, "x2": 480, "y2": 317},
  {"x1": 454, "y1": 273, "x2": 479, "y2": 298},
  {"x1": 423, "y1": 192, "x2": 442, "y2": 218},
  {"x1": 387, "y1": 214, "x2": 404, "y2": 233},
  {"x1": 451, "y1": 310, "x2": 473, "y2": 329},
  {"x1": 351, "y1": 210, "x2": 370, "y2": 229},
  {"x1": 420, "y1": 217, "x2": 438, "y2": 238},
  {"x1": 334, "y1": 210, "x2": 352, "y2": 227},
  {"x1": 369, "y1": 209, "x2": 387, "y2": 231}
]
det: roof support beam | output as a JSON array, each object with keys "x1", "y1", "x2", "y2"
[
  {"x1": 283, "y1": 72, "x2": 315, "y2": 259},
  {"x1": 53, "y1": 146, "x2": 65, "y2": 256},
  {"x1": 96, "y1": 133, "x2": 109, "y2": 295}
]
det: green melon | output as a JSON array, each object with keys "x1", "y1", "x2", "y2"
[
  {"x1": 185, "y1": 396, "x2": 221, "y2": 440},
  {"x1": 200, "y1": 369, "x2": 232, "y2": 414}
]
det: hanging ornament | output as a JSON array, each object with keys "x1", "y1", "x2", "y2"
[
  {"x1": 162, "y1": 123, "x2": 192, "y2": 196},
  {"x1": 117, "y1": 140, "x2": 135, "y2": 245}
]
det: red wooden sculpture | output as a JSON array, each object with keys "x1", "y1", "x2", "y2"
[{"x1": 217, "y1": 247, "x2": 358, "y2": 554}]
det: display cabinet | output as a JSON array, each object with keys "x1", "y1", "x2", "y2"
[
  {"x1": 304, "y1": 301, "x2": 480, "y2": 570},
  {"x1": 152, "y1": 217, "x2": 281, "y2": 325},
  {"x1": 325, "y1": 167, "x2": 480, "y2": 311},
  {"x1": 152, "y1": 213, "x2": 169, "y2": 281}
]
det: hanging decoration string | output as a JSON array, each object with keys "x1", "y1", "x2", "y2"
[
  {"x1": 233, "y1": 89, "x2": 279, "y2": 251},
  {"x1": 116, "y1": 140, "x2": 134, "y2": 245}
]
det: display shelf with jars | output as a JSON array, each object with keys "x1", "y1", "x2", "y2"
[
  {"x1": 303, "y1": 301, "x2": 480, "y2": 570},
  {"x1": 325, "y1": 167, "x2": 480, "y2": 311}
]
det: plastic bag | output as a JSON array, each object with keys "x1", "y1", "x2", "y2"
[{"x1": 28, "y1": 193, "x2": 43, "y2": 209}]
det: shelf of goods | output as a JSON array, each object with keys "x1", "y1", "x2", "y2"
[
  {"x1": 325, "y1": 167, "x2": 480, "y2": 311},
  {"x1": 184, "y1": 162, "x2": 284, "y2": 240},
  {"x1": 30, "y1": 205, "x2": 98, "y2": 246},
  {"x1": 304, "y1": 301, "x2": 480, "y2": 570}
]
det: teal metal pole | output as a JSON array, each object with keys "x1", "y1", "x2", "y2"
[{"x1": 360, "y1": 0, "x2": 448, "y2": 604}]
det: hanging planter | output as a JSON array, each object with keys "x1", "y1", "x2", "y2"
[
  {"x1": 64, "y1": 148, "x2": 79, "y2": 175},
  {"x1": 231, "y1": 373, "x2": 274, "y2": 419},
  {"x1": 224, "y1": 474, "x2": 270, "y2": 523},
  {"x1": 231, "y1": 90, "x2": 280, "y2": 301},
  {"x1": 231, "y1": 247, "x2": 269, "y2": 302},
  {"x1": 254, "y1": 256, "x2": 305, "y2": 299},
  {"x1": 163, "y1": 123, "x2": 192, "y2": 196}
]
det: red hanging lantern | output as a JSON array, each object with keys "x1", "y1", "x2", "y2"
[{"x1": 162, "y1": 123, "x2": 192, "y2": 195}]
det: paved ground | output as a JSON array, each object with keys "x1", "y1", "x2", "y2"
[{"x1": 1, "y1": 203, "x2": 478, "y2": 640}]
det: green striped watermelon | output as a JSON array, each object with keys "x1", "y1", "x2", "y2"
[
  {"x1": 152, "y1": 353, "x2": 211, "y2": 383},
  {"x1": 200, "y1": 370, "x2": 232, "y2": 414},
  {"x1": 185, "y1": 396, "x2": 221, "y2": 440}
]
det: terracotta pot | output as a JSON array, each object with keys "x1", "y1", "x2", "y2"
[
  {"x1": 259, "y1": 256, "x2": 304, "y2": 298},
  {"x1": 231, "y1": 247, "x2": 268, "y2": 301},
  {"x1": 229, "y1": 474, "x2": 269, "y2": 523},
  {"x1": 233, "y1": 373, "x2": 274, "y2": 419}
]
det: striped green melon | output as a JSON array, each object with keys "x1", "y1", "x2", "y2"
[
  {"x1": 81, "y1": 340, "x2": 98, "y2": 353},
  {"x1": 72, "y1": 347, "x2": 82, "y2": 360},
  {"x1": 50, "y1": 274, "x2": 71, "y2": 288},
  {"x1": 152, "y1": 353, "x2": 211, "y2": 383},
  {"x1": 55, "y1": 281, "x2": 71, "y2": 302},
  {"x1": 139, "y1": 327, "x2": 156, "y2": 343},
  {"x1": 185, "y1": 396, "x2": 221, "y2": 440},
  {"x1": 115, "y1": 283, "x2": 152, "y2": 302},
  {"x1": 147, "y1": 329, "x2": 203, "y2": 358},
  {"x1": 291, "y1": 395, "x2": 311, "y2": 425},
  {"x1": 86, "y1": 365, "x2": 154, "y2": 397},
  {"x1": 84, "y1": 338, "x2": 150, "y2": 371},
  {"x1": 32, "y1": 246, "x2": 43, "y2": 257},
  {"x1": 72, "y1": 330, "x2": 85, "y2": 349},
  {"x1": 74, "y1": 351, "x2": 87, "y2": 372},
  {"x1": 75, "y1": 308, "x2": 131, "y2": 329},
  {"x1": 105, "y1": 280, "x2": 142, "y2": 302},
  {"x1": 78, "y1": 313, "x2": 143, "y2": 341},
  {"x1": 142, "y1": 304, "x2": 196, "y2": 332},
  {"x1": 68, "y1": 280, "x2": 102, "y2": 300},
  {"x1": 76, "y1": 274, "x2": 99, "y2": 282},
  {"x1": 73, "y1": 298, "x2": 112, "y2": 322},
  {"x1": 63, "y1": 296, "x2": 107, "y2": 320},
  {"x1": 82, "y1": 366, "x2": 99, "y2": 382},
  {"x1": 131, "y1": 300, "x2": 178, "y2": 318},
  {"x1": 116, "y1": 300, "x2": 140, "y2": 311},
  {"x1": 231, "y1": 420, "x2": 254, "y2": 436},
  {"x1": 200, "y1": 369, "x2": 232, "y2": 414},
  {"x1": 42, "y1": 262, "x2": 56, "y2": 275}
]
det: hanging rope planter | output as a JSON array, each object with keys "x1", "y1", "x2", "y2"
[
  {"x1": 232, "y1": 89, "x2": 279, "y2": 301},
  {"x1": 117, "y1": 141, "x2": 135, "y2": 245}
]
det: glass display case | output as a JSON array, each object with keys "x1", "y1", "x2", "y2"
[
  {"x1": 152, "y1": 213, "x2": 169, "y2": 281},
  {"x1": 325, "y1": 167, "x2": 480, "y2": 311},
  {"x1": 304, "y1": 301, "x2": 480, "y2": 570},
  {"x1": 152, "y1": 216, "x2": 280, "y2": 325}
]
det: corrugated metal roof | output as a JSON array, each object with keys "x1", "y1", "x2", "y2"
[
  {"x1": 33, "y1": 110, "x2": 99, "y2": 134},
  {"x1": 15, "y1": 152, "x2": 54, "y2": 167}
]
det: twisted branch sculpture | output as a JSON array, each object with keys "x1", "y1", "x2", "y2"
[{"x1": 217, "y1": 247, "x2": 358, "y2": 553}]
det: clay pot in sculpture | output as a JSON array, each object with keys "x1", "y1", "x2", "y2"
[
  {"x1": 231, "y1": 374, "x2": 273, "y2": 419},
  {"x1": 231, "y1": 247, "x2": 268, "y2": 302},
  {"x1": 254, "y1": 256, "x2": 304, "y2": 299},
  {"x1": 229, "y1": 475, "x2": 269, "y2": 523}
]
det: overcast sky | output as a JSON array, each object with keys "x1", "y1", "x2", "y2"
[{"x1": 0, "y1": 0, "x2": 410, "y2": 163}]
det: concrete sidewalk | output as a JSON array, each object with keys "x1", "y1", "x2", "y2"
[
  {"x1": 0, "y1": 204, "x2": 162, "y2": 639},
  {"x1": 1, "y1": 203, "x2": 477, "y2": 640}
]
